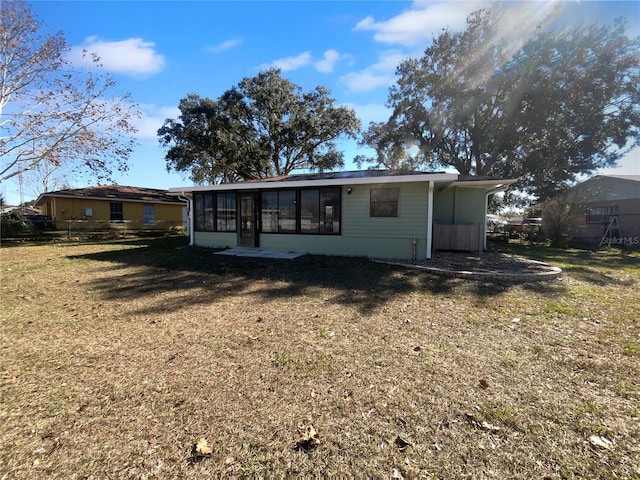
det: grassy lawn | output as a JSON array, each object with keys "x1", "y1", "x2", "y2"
[{"x1": 1, "y1": 237, "x2": 639, "y2": 479}]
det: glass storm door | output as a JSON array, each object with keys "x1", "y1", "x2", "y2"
[{"x1": 238, "y1": 193, "x2": 258, "y2": 247}]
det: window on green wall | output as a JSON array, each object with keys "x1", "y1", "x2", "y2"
[
  {"x1": 193, "y1": 192, "x2": 236, "y2": 232},
  {"x1": 370, "y1": 188, "x2": 399, "y2": 217},
  {"x1": 261, "y1": 187, "x2": 340, "y2": 234},
  {"x1": 216, "y1": 192, "x2": 236, "y2": 232},
  {"x1": 319, "y1": 188, "x2": 340, "y2": 233},
  {"x1": 261, "y1": 191, "x2": 278, "y2": 232},
  {"x1": 300, "y1": 189, "x2": 320, "y2": 233},
  {"x1": 194, "y1": 194, "x2": 205, "y2": 230}
]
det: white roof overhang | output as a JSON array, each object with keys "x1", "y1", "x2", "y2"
[{"x1": 169, "y1": 173, "x2": 464, "y2": 195}]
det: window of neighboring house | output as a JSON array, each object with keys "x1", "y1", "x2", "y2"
[
  {"x1": 370, "y1": 188, "x2": 399, "y2": 217},
  {"x1": 110, "y1": 202, "x2": 123, "y2": 222},
  {"x1": 586, "y1": 205, "x2": 618, "y2": 223},
  {"x1": 143, "y1": 204, "x2": 155, "y2": 225}
]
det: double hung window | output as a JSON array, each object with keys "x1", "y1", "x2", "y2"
[
  {"x1": 143, "y1": 205, "x2": 155, "y2": 225},
  {"x1": 110, "y1": 202, "x2": 124, "y2": 222}
]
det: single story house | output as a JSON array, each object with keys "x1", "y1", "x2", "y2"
[
  {"x1": 169, "y1": 170, "x2": 516, "y2": 260},
  {"x1": 548, "y1": 175, "x2": 640, "y2": 247},
  {"x1": 35, "y1": 185, "x2": 188, "y2": 230}
]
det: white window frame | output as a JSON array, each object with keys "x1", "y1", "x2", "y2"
[{"x1": 143, "y1": 204, "x2": 155, "y2": 226}]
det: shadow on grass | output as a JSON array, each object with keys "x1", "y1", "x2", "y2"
[
  {"x1": 490, "y1": 240, "x2": 639, "y2": 287},
  {"x1": 68, "y1": 237, "x2": 567, "y2": 316}
]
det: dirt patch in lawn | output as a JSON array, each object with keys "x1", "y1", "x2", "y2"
[{"x1": 1, "y1": 237, "x2": 639, "y2": 479}]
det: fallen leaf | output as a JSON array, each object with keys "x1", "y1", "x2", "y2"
[
  {"x1": 394, "y1": 435, "x2": 412, "y2": 451},
  {"x1": 479, "y1": 379, "x2": 489, "y2": 389},
  {"x1": 295, "y1": 424, "x2": 320, "y2": 452},
  {"x1": 464, "y1": 413, "x2": 500, "y2": 433},
  {"x1": 480, "y1": 421, "x2": 501, "y2": 433},
  {"x1": 587, "y1": 434, "x2": 613, "y2": 450},
  {"x1": 391, "y1": 467, "x2": 405, "y2": 479},
  {"x1": 195, "y1": 437, "x2": 213, "y2": 455}
]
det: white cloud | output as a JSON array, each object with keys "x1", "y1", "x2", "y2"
[
  {"x1": 343, "y1": 102, "x2": 392, "y2": 127},
  {"x1": 597, "y1": 148, "x2": 640, "y2": 176},
  {"x1": 206, "y1": 38, "x2": 242, "y2": 54},
  {"x1": 315, "y1": 49, "x2": 341, "y2": 73},
  {"x1": 70, "y1": 36, "x2": 165, "y2": 77},
  {"x1": 355, "y1": 1, "x2": 487, "y2": 46},
  {"x1": 262, "y1": 52, "x2": 313, "y2": 72},
  {"x1": 340, "y1": 50, "x2": 408, "y2": 93},
  {"x1": 135, "y1": 104, "x2": 181, "y2": 140}
]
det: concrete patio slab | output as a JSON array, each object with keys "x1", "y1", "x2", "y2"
[{"x1": 214, "y1": 248, "x2": 304, "y2": 259}]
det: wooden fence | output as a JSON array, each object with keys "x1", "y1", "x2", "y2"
[{"x1": 433, "y1": 224, "x2": 483, "y2": 252}]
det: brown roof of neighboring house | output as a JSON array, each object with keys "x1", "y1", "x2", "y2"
[
  {"x1": 35, "y1": 185, "x2": 186, "y2": 205},
  {"x1": 602, "y1": 175, "x2": 640, "y2": 182}
]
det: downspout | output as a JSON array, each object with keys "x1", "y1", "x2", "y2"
[
  {"x1": 484, "y1": 191, "x2": 489, "y2": 251},
  {"x1": 178, "y1": 193, "x2": 194, "y2": 246},
  {"x1": 426, "y1": 181, "x2": 434, "y2": 260}
]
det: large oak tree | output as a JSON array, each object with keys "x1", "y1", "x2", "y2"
[
  {"x1": 0, "y1": 0, "x2": 139, "y2": 186},
  {"x1": 358, "y1": 6, "x2": 640, "y2": 200},
  {"x1": 158, "y1": 68, "x2": 361, "y2": 184}
]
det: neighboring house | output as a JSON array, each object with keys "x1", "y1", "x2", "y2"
[
  {"x1": 552, "y1": 175, "x2": 640, "y2": 248},
  {"x1": 35, "y1": 185, "x2": 188, "y2": 230},
  {"x1": 169, "y1": 170, "x2": 516, "y2": 260}
]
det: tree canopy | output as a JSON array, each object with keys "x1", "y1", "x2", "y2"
[
  {"x1": 158, "y1": 68, "x2": 361, "y2": 184},
  {"x1": 0, "y1": 0, "x2": 139, "y2": 185},
  {"x1": 358, "y1": 6, "x2": 640, "y2": 200}
]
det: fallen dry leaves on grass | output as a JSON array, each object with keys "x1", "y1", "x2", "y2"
[{"x1": 1, "y1": 237, "x2": 639, "y2": 478}]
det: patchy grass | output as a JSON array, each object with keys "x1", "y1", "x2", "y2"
[{"x1": 1, "y1": 237, "x2": 639, "y2": 479}]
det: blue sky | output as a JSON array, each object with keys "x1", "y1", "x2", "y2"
[{"x1": 4, "y1": 0, "x2": 639, "y2": 204}]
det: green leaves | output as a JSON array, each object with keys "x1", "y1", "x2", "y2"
[
  {"x1": 360, "y1": 5, "x2": 640, "y2": 202},
  {"x1": 159, "y1": 69, "x2": 360, "y2": 184}
]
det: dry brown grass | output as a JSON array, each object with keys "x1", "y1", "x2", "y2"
[{"x1": 1, "y1": 237, "x2": 639, "y2": 479}]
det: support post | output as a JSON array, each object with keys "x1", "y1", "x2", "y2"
[{"x1": 426, "y1": 181, "x2": 434, "y2": 260}]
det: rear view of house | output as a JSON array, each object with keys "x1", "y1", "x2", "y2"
[
  {"x1": 35, "y1": 185, "x2": 188, "y2": 231},
  {"x1": 170, "y1": 170, "x2": 515, "y2": 260}
]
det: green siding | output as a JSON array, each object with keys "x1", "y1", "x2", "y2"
[
  {"x1": 434, "y1": 187, "x2": 486, "y2": 225},
  {"x1": 194, "y1": 232, "x2": 237, "y2": 248},
  {"x1": 260, "y1": 233, "x2": 424, "y2": 259},
  {"x1": 191, "y1": 183, "x2": 487, "y2": 259},
  {"x1": 192, "y1": 183, "x2": 430, "y2": 259},
  {"x1": 433, "y1": 189, "x2": 455, "y2": 224}
]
